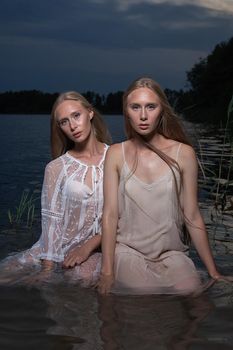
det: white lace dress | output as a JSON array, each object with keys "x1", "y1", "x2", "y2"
[{"x1": 1, "y1": 144, "x2": 108, "y2": 284}]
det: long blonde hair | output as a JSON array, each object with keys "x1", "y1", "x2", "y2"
[
  {"x1": 50, "y1": 91, "x2": 111, "y2": 159},
  {"x1": 123, "y1": 77, "x2": 191, "y2": 144},
  {"x1": 123, "y1": 77, "x2": 193, "y2": 244}
]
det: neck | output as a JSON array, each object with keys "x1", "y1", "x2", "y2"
[
  {"x1": 134, "y1": 133, "x2": 165, "y2": 149},
  {"x1": 72, "y1": 132, "x2": 102, "y2": 157}
]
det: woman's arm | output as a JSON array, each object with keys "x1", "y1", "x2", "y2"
[
  {"x1": 63, "y1": 234, "x2": 101, "y2": 268},
  {"x1": 180, "y1": 145, "x2": 232, "y2": 281},
  {"x1": 39, "y1": 159, "x2": 67, "y2": 266},
  {"x1": 98, "y1": 144, "x2": 122, "y2": 294}
]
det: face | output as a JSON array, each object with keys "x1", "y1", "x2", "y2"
[
  {"x1": 126, "y1": 87, "x2": 163, "y2": 137},
  {"x1": 55, "y1": 100, "x2": 93, "y2": 143}
]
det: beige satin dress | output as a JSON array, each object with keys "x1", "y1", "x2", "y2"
[{"x1": 113, "y1": 142, "x2": 201, "y2": 295}]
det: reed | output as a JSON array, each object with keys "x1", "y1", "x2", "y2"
[
  {"x1": 198, "y1": 94, "x2": 233, "y2": 220},
  {"x1": 7, "y1": 190, "x2": 39, "y2": 228},
  {"x1": 215, "y1": 94, "x2": 233, "y2": 205}
]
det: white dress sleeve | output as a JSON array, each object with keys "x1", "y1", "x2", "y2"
[{"x1": 39, "y1": 158, "x2": 67, "y2": 262}]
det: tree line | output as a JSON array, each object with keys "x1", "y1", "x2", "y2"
[
  {"x1": 0, "y1": 36, "x2": 232, "y2": 124},
  {"x1": 0, "y1": 90, "x2": 124, "y2": 115}
]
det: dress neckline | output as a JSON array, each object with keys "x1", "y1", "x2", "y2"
[
  {"x1": 122, "y1": 162, "x2": 173, "y2": 188},
  {"x1": 120, "y1": 141, "x2": 181, "y2": 187},
  {"x1": 66, "y1": 144, "x2": 108, "y2": 167}
]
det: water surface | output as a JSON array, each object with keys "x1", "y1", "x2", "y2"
[{"x1": 0, "y1": 114, "x2": 232, "y2": 349}]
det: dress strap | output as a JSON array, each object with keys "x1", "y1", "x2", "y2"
[
  {"x1": 92, "y1": 166, "x2": 99, "y2": 234},
  {"x1": 121, "y1": 142, "x2": 126, "y2": 163},
  {"x1": 97, "y1": 143, "x2": 109, "y2": 167},
  {"x1": 175, "y1": 143, "x2": 182, "y2": 161}
]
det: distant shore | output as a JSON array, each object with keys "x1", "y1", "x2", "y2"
[{"x1": 0, "y1": 90, "x2": 123, "y2": 115}]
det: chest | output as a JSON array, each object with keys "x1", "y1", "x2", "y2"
[{"x1": 64, "y1": 166, "x2": 103, "y2": 200}]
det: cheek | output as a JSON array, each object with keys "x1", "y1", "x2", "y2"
[
  {"x1": 79, "y1": 114, "x2": 89, "y2": 125},
  {"x1": 127, "y1": 107, "x2": 137, "y2": 119},
  {"x1": 128, "y1": 113, "x2": 138, "y2": 124},
  {"x1": 82, "y1": 117, "x2": 92, "y2": 131},
  {"x1": 128, "y1": 118, "x2": 137, "y2": 128},
  {"x1": 151, "y1": 110, "x2": 162, "y2": 122},
  {"x1": 61, "y1": 129, "x2": 70, "y2": 138}
]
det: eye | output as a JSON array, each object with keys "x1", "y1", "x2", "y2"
[
  {"x1": 147, "y1": 104, "x2": 157, "y2": 110},
  {"x1": 58, "y1": 119, "x2": 68, "y2": 127},
  {"x1": 131, "y1": 104, "x2": 140, "y2": 111},
  {"x1": 73, "y1": 112, "x2": 81, "y2": 119}
]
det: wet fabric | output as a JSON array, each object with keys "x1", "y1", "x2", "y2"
[
  {"x1": 113, "y1": 142, "x2": 202, "y2": 295},
  {"x1": 0, "y1": 145, "x2": 108, "y2": 285}
]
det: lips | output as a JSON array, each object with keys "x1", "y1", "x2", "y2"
[
  {"x1": 138, "y1": 124, "x2": 149, "y2": 130},
  {"x1": 73, "y1": 131, "x2": 82, "y2": 138}
]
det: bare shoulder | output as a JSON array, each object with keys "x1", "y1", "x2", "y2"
[
  {"x1": 106, "y1": 143, "x2": 122, "y2": 157},
  {"x1": 105, "y1": 142, "x2": 124, "y2": 170},
  {"x1": 180, "y1": 143, "x2": 196, "y2": 159},
  {"x1": 179, "y1": 143, "x2": 198, "y2": 171}
]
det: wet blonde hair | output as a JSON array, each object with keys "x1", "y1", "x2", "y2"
[
  {"x1": 50, "y1": 91, "x2": 111, "y2": 159},
  {"x1": 123, "y1": 77, "x2": 193, "y2": 244},
  {"x1": 123, "y1": 77, "x2": 191, "y2": 144}
]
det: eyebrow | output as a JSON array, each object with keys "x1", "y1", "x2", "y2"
[
  {"x1": 57, "y1": 110, "x2": 81, "y2": 120},
  {"x1": 70, "y1": 110, "x2": 81, "y2": 115},
  {"x1": 57, "y1": 116, "x2": 68, "y2": 122},
  {"x1": 129, "y1": 102, "x2": 158, "y2": 106}
]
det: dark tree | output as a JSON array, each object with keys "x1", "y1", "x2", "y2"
[
  {"x1": 104, "y1": 91, "x2": 123, "y2": 114},
  {"x1": 177, "y1": 36, "x2": 233, "y2": 123},
  {"x1": 0, "y1": 90, "x2": 58, "y2": 114}
]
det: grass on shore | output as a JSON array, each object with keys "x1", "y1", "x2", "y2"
[{"x1": 7, "y1": 189, "x2": 39, "y2": 229}]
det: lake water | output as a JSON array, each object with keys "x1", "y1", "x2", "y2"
[{"x1": 0, "y1": 114, "x2": 233, "y2": 350}]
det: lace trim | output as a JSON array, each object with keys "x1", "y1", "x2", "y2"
[
  {"x1": 41, "y1": 209, "x2": 63, "y2": 219},
  {"x1": 39, "y1": 253, "x2": 63, "y2": 262},
  {"x1": 65, "y1": 144, "x2": 109, "y2": 168}
]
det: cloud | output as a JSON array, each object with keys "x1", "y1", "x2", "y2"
[
  {"x1": 113, "y1": 0, "x2": 233, "y2": 14},
  {"x1": 1, "y1": 0, "x2": 231, "y2": 53},
  {"x1": 0, "y1": 0, "x2": 232, "y2": 92},
  {"x1": 1, "y1": 0, "x2": 232, "y2": 51}
]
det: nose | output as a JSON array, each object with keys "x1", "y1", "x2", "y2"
[
  {"x1": 140, "y1": 108, "x2": 148, "y2": 121},
  {"x1": 69, "y1": 118, "x2": 77, "y2": 130}
]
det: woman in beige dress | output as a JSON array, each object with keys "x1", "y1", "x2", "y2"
[{"x1": 98, "y1": 77, "x2": 233, "y2": 295}]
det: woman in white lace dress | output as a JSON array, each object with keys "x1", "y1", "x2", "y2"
[{"x1": 1, "y1": 91, "x2": 111, "y2": 285}]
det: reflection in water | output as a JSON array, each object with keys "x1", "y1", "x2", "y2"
[
  {"x1": 1, "y1": 282, "x2": 233, "y2": 349},
  {"x1": 41, "y1": 283, "x2": 102, "y2": 350},
  {"x1": 0, "y1": 285, "x2": 85, "y2": 350},
  {"x1": 97, "y1": 293, "x2": 214, "y2": 350}
]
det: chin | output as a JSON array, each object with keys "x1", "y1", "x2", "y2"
[
  {"x1": 137, "y1": 129, "x2": 151, "y2": 136},
  {"x1": 74, "y1": 138, "x2": 86, "y2": 144},
  {"x1": 137, "y1": 130, "x2": 154, "y2": 140}
]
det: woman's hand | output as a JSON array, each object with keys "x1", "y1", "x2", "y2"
[
  {"x1": 62, "y1": 245, "x2": 90, "y2": 268},
  {"x1": 16, "y1": 260, "x2": 54, "y2": 286},
  {"x1": 41, "y1": 259, "x2": 54, "y2": 271},
  {"x1": 211, "y1": 274, "x2": 233, "y2": 283},
  {"x1": 97, "y1": 272, "x2": 114, "y2": 295}
]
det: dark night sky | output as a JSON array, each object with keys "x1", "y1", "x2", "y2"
[{"x1": 0, "y1": 0, "x2": 233, "y2": 94}]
